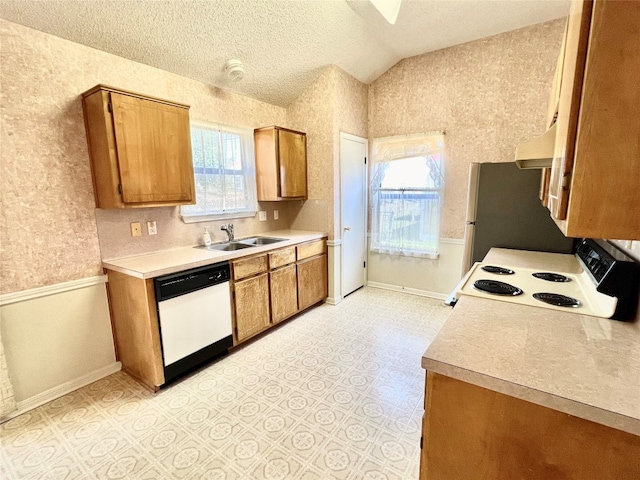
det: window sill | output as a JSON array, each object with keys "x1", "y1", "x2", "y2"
[
  {"x1": 369, "y1": 248, "x2": 440, "y2": 260},
  {"x1": 180, "y1": 211, "x2": 257, "y2": 224}
]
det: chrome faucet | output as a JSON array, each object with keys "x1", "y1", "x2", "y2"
[{"x1": 221, "y1": 223, "x2": 234, "y2": 241}]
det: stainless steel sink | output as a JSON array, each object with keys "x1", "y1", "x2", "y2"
[
  {"x1": 238, "y1": 236, "x2": 288, "y2": 246},
  {"x1": 195, "y1": 236, "x2": 288, "y2": 251},
  {"x1": 203, "y1": 242, "x2": 255, "y2": 251}
]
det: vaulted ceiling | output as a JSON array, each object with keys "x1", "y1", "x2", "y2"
[{"x1": 0, "y1": 0, "x2": 570, "y2": 107}]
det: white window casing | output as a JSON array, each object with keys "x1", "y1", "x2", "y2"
[
  {"x1": 370, "y1": 132, "x2": 445, "y2": 259},
  {"x1": 181, "y1": 121, "x2": 258, "y2": 223}
]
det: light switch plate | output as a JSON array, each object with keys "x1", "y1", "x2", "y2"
[
  {"x1": 258, "y1": 211, "x2": 267, "y2": 221},
  {"x1": 130, "y1": 222, "x2": 142, "y2": 237},
  {"x1": 147, "y1": 221, "x2": 157, "y2": 235},
  {"x1": 274, "y1": 210, "x2": 279, "y2": 220}
]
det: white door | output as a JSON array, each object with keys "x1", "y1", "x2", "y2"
[{"x1": 340, "y1": 133, "x2": 367, "y2": 297}]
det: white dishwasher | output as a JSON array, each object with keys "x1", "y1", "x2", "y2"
[{"x1": 154, "y1": 262, "x2": 233, "y2": 384}]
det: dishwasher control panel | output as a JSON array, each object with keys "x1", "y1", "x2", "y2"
[{"x1": 155, "y1": 262, "x2": 230, "y2": 302}]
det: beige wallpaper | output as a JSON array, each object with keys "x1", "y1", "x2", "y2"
[
  {"x1": 0, "y1": 19, "x2": 291, "y2": 293},
  {"x1": 333, "y1": 67, "x2": 369, "y2": 140},
  {"x1": 611, "y1": 241, "x2": 640, "y2": 263},
  {"x1": 287, "y1": 66, "x2": 368, "y2": 240},
  {"x1": 95, "y1": 202, "x2": 300, "y2": 260},
  {"x1": 286, "y1": 68, "x2": 335, "y2": 237},
  {"x1": 332, "y1": 68, "x2": 369, "y2": 236},
  {"x1": 1, "y1": 20, "x2": 101, "y2": 294},
  {"x1": 368, "y1": 19, "x2": 565, "y2": 239}
]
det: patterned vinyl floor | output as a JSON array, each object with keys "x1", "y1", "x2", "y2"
[{"x1": 1, "y1": 287, "x2": 450, "y2": 480}]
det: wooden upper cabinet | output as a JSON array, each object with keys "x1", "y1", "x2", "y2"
[
  {"x1": 548, "y1": 0, "x2": 591, "y2": 222},
  {"x1": 254, "y1": 126, "x2": 307, "y2": 201},
  {"x1": 546, "y1": 20, "x2": 569, "y2": 131},
  {"x1": 547, "y1": 0, "x2": 640, "y2": 239},
  {"x1": 82, "y1": 85, "x2": 196, "y2": 208}
]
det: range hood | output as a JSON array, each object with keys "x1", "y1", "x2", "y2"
[{"x1": 514, "y1": 123, "x2": 556, "y2": 169}]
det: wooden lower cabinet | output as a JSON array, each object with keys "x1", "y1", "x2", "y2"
[
  {"x1": 420, "y1": 372, "x2": 640, "y2": 480},
  {"x1": 270, "y1": 264, "x2": 298, "y2": 324},
  {"x1": 231, "y1": 239, "x2": 328, "y2": 346},
  {"x1": 297, "y1": 254, "x2": 328, "y2": 310},
  {"x1": 104, "y1": 269, "x2": 164, "y2": 390},
  {"x1": 233, "y1": 273, "x2": 270, "y2": 342}
]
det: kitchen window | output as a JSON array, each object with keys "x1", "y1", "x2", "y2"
[
  {"x1": 180, "y1": 122, "x2": 258, "y2": 223},
  {"x1": 370, "y1": 132, "x2": 445, "y2": 258}
]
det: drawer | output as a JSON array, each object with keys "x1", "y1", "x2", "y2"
[
  {"x1": 232, "y1": 254, "x2": 268, "y2": 281},
  {"x1": 269, "y1": 247, "x2": 296, "y2": 269},
  {"x1": 297, "y1": 239, "x2": 326, "y2": 261}
]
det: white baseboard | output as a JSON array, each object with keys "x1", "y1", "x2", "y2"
[
  {"x1": 325, "y1": 296, "x2": 343, "y2": 305},
  {"x1": 440, "y1": 237, "x2": 464, "y2": 245},
  {"x1": 2, "y1": 362, "x2": 121, "y2": 422},
  {"x1": 366, "y1": 281, "x2": 448, "y2": 301}
]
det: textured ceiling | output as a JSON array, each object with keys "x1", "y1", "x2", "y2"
[{"x1": 0, "y1": 0, "x2": 570, "y2": 107}]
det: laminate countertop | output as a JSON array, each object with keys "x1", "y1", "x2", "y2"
[
  {"x1": 102, "y1": 230, "x2": 327, "y2": 279},
  {"x1": 422, "y1": 248, "x2": 640, "y2": 436}
]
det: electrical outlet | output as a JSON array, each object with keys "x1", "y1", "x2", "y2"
[
  {"x1": 147, "y1": 221, "x2": 157, "y2": 235},
  {"x1": 274, "y1": 210, "x2": 279, "y2": 220},
  {"x1": 130, "y1": 222, "x2": 142, "y2": 237},
  {"x1": 258, "y1": 211, "x2": 267, "y2": 221}
]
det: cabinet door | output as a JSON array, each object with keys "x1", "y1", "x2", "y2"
[
  {"x1": 547, "y1": 0, "x2": 591, "y2": 220},
  {"x1": 278, "y1": 129, "x2": 307, "y2": 198},
  {"x1": 297, "y1": 254, "x2": 327, "y2": 311},
  {"x1": 270, "y1": 265, "x2": 298, "y2": 324},
  {"x1": 421, "y1": 372, "x2": 640, "y2": 480},
  {"x1": 111, "y1": 92, "x2": 194, "y2": 204},
  {"x1": 234, "y1": 273, "x2": 270, "y2": 343},
  {"x1": 546, "y1": 20, "x2": 568, "y2": 130}
]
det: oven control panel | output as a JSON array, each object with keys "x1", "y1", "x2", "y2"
[{"x1": 576, "y1": 239, "x2": 639, "y2": 320}]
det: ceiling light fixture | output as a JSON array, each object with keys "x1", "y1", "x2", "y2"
[
  {"x1": 224, "y1": 59, "x2": 244, "y2": 82},
  {"x1": 370, "y1": 0, "x2": 402, "y2": 25}
]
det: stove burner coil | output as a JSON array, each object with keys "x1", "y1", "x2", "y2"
[
  {"x1": 473, "y1": 279, "x2": 523, "y2": 296},
  {"x1": 533, "y1": 293, "x2": 581, "y2": 307},
  {"x1": 532, "y1": 272, "x2": 571, "y2": 282},
  {"x1": 481, "y1": 265, "x2": 515, "y2": 275}
]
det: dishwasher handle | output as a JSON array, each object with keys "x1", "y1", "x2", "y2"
[{"x1": 154, "y1": 262, "x2": 230, "y2": 302}]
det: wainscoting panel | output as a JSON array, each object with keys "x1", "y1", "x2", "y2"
[
  {"x1": 367, "y1": 238, "x2": 464, "y2": 299},
  {"x1": 0, "y1": 276, "x2": 119, "y2": 420}
]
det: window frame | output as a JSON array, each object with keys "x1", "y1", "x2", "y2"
[
  {"x1": 180, "y1": 121, "x2": 258, "y2": 224},
  {"x1": 369, "y1": 133, "x2": 445, "y2": 259}
]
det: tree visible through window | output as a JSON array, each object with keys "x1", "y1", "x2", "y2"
[
  {"x1": 370, "y1": 133, "x2": 444, "y2": 258},
  {"x1": 181, "y1": 122, "x2": 257, "y2": 222}
]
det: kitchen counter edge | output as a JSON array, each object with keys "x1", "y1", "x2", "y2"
[{"x1": 102, "y1": 230, "x2": 328, "y2": 279}]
